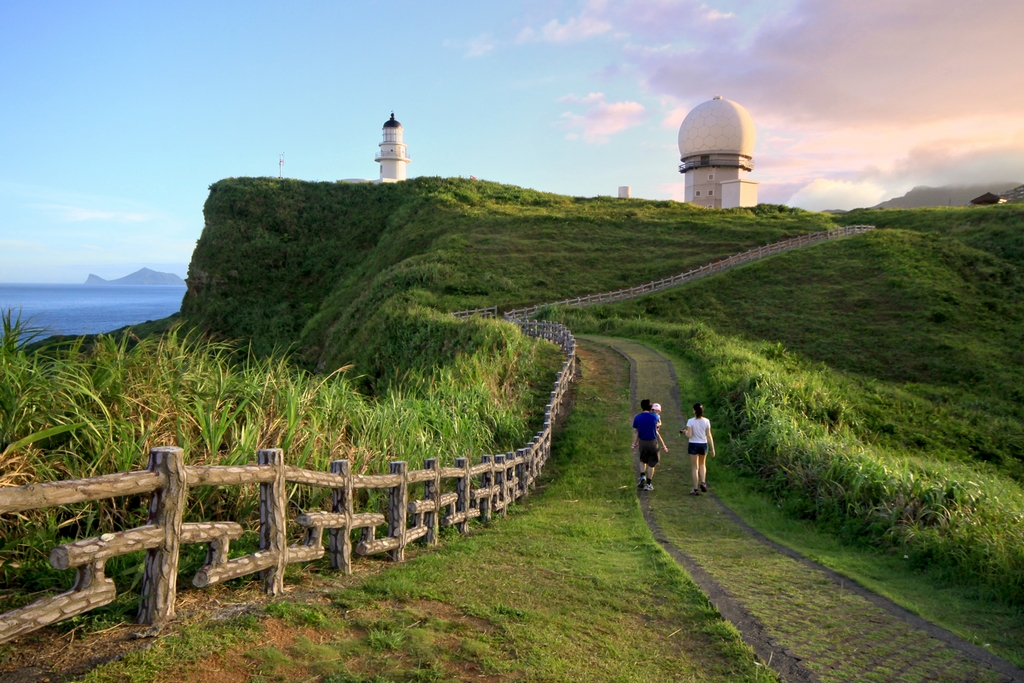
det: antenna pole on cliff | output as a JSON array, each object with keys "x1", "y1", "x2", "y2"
[{"x1": 279, "y1": 153, "x2": 284, "y2": 179}]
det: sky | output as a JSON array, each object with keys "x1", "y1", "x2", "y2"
[{"x1": 2, "y1": 0, "x2": 1023, "y2": 282}]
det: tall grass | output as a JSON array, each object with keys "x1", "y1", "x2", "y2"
[
  {"x1": 0, "y1": 311, "x2": 556, "y2": 593},
  {"x1": 552, "y1": 310, "x2": 1024, "y2": 604}
]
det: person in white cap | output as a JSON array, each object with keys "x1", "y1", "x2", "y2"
[{"x1": 652, "y1": 404, "x2": 668, "y2": 450}]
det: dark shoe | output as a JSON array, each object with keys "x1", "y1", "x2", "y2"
[
  {"x1": 699, "y1": 482, "x2": 708, "y2": 493},
  {"x1": 638, "y1": 474, "x2": 647, "y2": 487},
  {"x1": 689, "y1": 488, "x2": 700, "y2": 496}
]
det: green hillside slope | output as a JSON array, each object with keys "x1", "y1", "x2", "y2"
[
  {"x1": 182, "y1": 177, "x2": 834, "y2": 376},
  {"x1": 574, "y1": 227, "x2": 1024, "y2": 477},
  {"x1": 838, "y1": 204, "x2": 1024, "y2": 266},
  {"x1": 541, "y1": 210, "x2": 1024, "y2": 604}
]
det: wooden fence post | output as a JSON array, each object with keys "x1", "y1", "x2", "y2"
[
  {"x1": 480, "y1": 455, "x2": 493, "y2": 523},
  {"x1": 388, "y1": 461, "x2": 408, "y2": 562},
  {"x1": 493, "y1": 454, "x2": 507, "y2": 517},
  {"x1": 137, "y1": 446, "x2": 186, "y2": 624},
  {"x1": 505, "y1": 452, "x2": 516, "y2": 505},
  {"x1": 515, "y1": 449, "x2": 526, "y2": 500},
  {"x1": 329, "y1": 459, "x2": 352, "y2": 573},
  {"x1": 259, "y1": 448, "x2": 287, "y2": 596},
  {"x1": 455, "y1": 457, "x2": 471, "y2": 534},
  {"x1": 423, "y1": 458, "x2": 441, "y2": 545}
]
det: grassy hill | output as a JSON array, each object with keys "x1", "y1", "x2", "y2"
[
  {"x1": 180, "y1": 184, "x2": 1024, "y2": 601},
  {"x1": 536, "y1": 204, "x2": 1024, "y2": 603},
  {"x1": 592, "y1": 227, "x2": 1024, "y2": 479},
  {"x1": 182, "y1": 177, "x2": 834, "y2": 379}
]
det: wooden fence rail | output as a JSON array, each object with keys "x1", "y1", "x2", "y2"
[
  {"x1": 0, "y1": 320, "x2": 577, "y2": 645},
  {"x1": 451, "y1": 305, "x2": 498, "y2": 320},
  {"x1": 450, "y1": 225, "x2": 873, "y2": 321}
]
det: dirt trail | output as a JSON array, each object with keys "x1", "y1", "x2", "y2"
[{"x1": 582, "y1": 335, "x2": 1023, "y2": 683}]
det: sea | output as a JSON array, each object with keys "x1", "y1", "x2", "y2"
[{"x1": 0, "y1": 284, "x2": 187, "y2": 337}]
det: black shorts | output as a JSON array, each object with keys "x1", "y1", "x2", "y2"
[
  {"x1": 639, "y1": 439, "x2": 660, "y2": 466},
  {"x1": 688, "y1": 442, "x2": 708, "y2": 456}
]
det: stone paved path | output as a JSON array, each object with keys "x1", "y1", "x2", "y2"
[{"x1": 582, "y1": 335, "x2": 1023, "y2": 683}]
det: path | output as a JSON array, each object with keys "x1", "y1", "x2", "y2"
[{"x1": 582, "y1": 335, "x2": 1023, "y2": 683}]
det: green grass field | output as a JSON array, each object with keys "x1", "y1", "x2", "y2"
[
  {"x1": 592, "y1": 334, "x2": 1024, "y2": 671},
  {"x1": 0, "y1": 312, "x2": 562, "y2": 605},
  {"x1": 6, "y1": 179, "x2": 1024, "y2": 678},
  {"x1": 70, "y1": 343, "x2": 775, "y2": 683},
  {"x1": 549, "y1": 244, "x2": 1024, "y2": 607},
  {"x1": 182, "y1": 177, "x2": 835, "y2": 377},
  {"x1": 578, "y1": 227, "x2": 1024, "y2": 482}
]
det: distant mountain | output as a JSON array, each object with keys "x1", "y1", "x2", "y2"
[
  {"x1": 84, "y1": 268, "x2": 185, "y2": 286},
  {"x1": 872, "y1": 183, "x2": 1021, "y2": 209},
  {"x1": 1001, "y1": 184, "x2": 1024, "y2": 203}
]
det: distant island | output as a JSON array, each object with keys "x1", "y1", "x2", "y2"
[{"x1": 84, "y1": 267, "x2": 185, "y2": 286}]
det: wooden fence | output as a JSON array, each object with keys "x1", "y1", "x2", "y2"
[
  {"x1": 451, "y1": 305, "x2": 498, "y2": 320},
  {"x1": 491, "y1": 225, "x2": 874, "y2": 321},
  {"x1": 0, "y1": 320, "x2": 577, "y2": 645}
]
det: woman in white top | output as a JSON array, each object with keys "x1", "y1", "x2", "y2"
[{"x1": 681, "y1": 402, "x2": 715, "y2": 496}]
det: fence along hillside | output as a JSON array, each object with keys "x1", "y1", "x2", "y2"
[
  {"x1": 0, "y1": 320, "x2": 576, "y2": 645},
  {"x1": 452, "y1": 225, "x2": 874, "y2": 321}
]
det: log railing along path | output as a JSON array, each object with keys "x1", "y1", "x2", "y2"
[
  {"x1": 452, "y1": 225, "x2": 874, "y2": 321},
  {"x1": 0, "y1": 320, "x2": 576, "y2": 645}
]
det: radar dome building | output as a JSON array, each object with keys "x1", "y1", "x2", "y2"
[{"x1": 678, "y1": 96, "x2": 758, "y2": 209}]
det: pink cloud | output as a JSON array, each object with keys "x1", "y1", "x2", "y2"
[
  {"x1": 560, "y1": 93, "x2": 647, "y2": 143},
  {"x1": 518, "y1": 1, "x2": 1024, "y2": 203},
  {"x1": 656, "y1": 181, "x2": 687, "y2": 201},
  {"x1": 639, "y1": 0, "x2": 1024, "y2": 127},
  {"x1": 660, "y1": 105, "x2": 688, "y2": 130}
]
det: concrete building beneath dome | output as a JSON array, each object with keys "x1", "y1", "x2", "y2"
[{"x1": 678, "y1": 96, "x2": 758, "y2": 209}]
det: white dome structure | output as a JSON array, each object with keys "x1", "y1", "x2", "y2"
[
  {"x1": 678, "y1": 97, "x2": 756, "y2": 157},
  {"x1": 677, "y1": 96, "x2": 758, "y2": 209}
]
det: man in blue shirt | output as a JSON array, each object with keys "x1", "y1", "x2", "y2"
[{"x1": 632, "y1": 399, "x2": 667, "y2": 491}]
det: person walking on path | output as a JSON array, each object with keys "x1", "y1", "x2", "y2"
[
  {"x1": 633, "y1": 399, "x2": 668, "y2": 491},
  {"x1": 681, "y1": 402, "x2": 715, "y2": 495},
  {"x1": 651, "y1": 401, "x2": 667, "y2": 454}
]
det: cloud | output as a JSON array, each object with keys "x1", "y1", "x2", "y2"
[
  {"x1": 510, "y1": 1, "x2": 1024, "y2": 203},
  {"x1": 656, "y1": 181, "x2": 687, "y2": 201},
  {"x1": 661, "y1": 105, "x2": 688, "y2": 130},
  {"x1": 443, "y1": 33, "x2": 497, "y2": 58},
  {"x1": 518, "y1": 0, "x2": 736, "y2": 46},
  {"x1": 879, "y1": 144, "x2": 1024, "y2": 189},
  {"x1": 789, "y1": 178, "x2": 888, "y2": 211},
  {"x1": 517, "y1": 11, "x2": 612, "y2": 44},
  {"x1": 559, "y1": 92, "x2": 646, "y2": 143},
  {"x1": 638, "y1": 0, "x2": 1024, "y2": 127},
  {"x1": 0, "y1": 239, "x2": 48, "y2": 253},
  {"x1": 465, "y1": 33, "x2": 495, "y2": 57},
  {"x1": 31, "y1": 204, "x2": 153, "y2": 223}
]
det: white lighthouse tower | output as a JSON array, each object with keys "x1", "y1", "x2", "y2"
[
  {"x1": 375, "y1": 113, "x2": 411, "y2": 182},
  {"x1": 678, "y1": 96, "x2": 758, "y2": 209}
]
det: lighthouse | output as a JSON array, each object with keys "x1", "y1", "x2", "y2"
[{"x1": 375, "y1": 113, "x2": 411, "y2": 182}]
